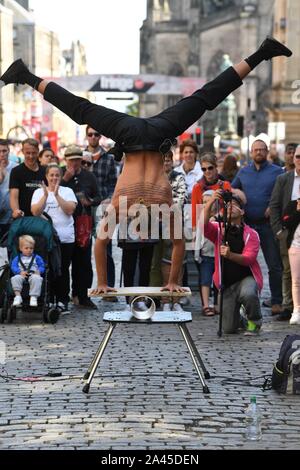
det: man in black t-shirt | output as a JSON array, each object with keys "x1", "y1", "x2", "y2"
[{"x1": 9, "y1": 138, "x2": 45, "y2": 217}]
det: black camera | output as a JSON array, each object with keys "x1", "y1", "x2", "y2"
[{"x1": 220, "y1": 190, "x2": 233, "y2": 204}]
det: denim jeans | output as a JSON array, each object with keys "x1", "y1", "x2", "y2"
[
  {"x1": 222, "y1": 276, "x2": 262, "y2": 334},
  {"x1": 249, "y1": 222, "x2": 283, "y2": 305}
]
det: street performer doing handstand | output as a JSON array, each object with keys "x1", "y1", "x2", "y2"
[{"x1": 0, "y1": 36, "x2": 292, "y2": 294}]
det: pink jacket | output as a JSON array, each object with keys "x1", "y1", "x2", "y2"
[{"x1": 204, "y1": 221, "x2": 263, "y2": 292}]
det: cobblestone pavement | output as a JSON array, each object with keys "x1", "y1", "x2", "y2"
[{"x1": 0, "y1": 245, "x2": 299, "y2": 451}]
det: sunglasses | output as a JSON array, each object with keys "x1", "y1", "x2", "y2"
[
  {"x1": 87, "y1": 132, "x2": 100, "y2": 138},
  {"x1": 201, "y1": 166, "x2": 215, "y2": 172},
  {"x1": 81, "y1": 161, "x2": 92, "y2": 167},
  {"x1": 295, "y1": 155, "x2": 300, "y2": 159}
]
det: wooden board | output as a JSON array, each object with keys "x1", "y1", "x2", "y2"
[{"x1": 89, "y1": 286, "x2": 192, "y2": 298}]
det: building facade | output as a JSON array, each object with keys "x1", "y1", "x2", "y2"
[
  {"x1": 268, "y1": 0, "x2": 300, "y2": 143},
  {"x1": 0, "y1": 0, "x2": 89, "y2": 147},
  {"x1": 140, "y1": 0, "x2": 300, "y2": 144}
]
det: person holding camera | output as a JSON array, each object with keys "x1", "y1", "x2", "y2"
[
  {"x1": 203, "y1": 189, "x2": 263, "y2": 335},
  {"x1": 232, "y1": 139, "x2": 283, "y2": 316}
]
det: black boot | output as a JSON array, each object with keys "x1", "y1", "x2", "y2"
[
  {"x1": 245, "y1": 36, "x2": 292, "y2": 70},
  {"x1": 259, "y1": 36, "x2": 292, "y2": 60},
  {"x1": 0, "y1": 58, "x2": 42, "y2": 89},
  {"x1": 0, "y1": 59, "x2": 29, "y2": 85}
]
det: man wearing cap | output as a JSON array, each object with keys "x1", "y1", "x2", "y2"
[
  {"x1": 61, "y1": 145, "x2": 101, "y2": 309},
  {"x1": 0, "y1": 37, "x2": 292, "y2": 294},
  {"x1": 203, "y1": 189, "x2": 263, "y2": 335}
]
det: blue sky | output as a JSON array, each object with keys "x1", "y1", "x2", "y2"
[{"x1": 29, "y1": 0, "x2": 147, "y2": 75}]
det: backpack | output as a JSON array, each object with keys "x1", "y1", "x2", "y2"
[{"x1": 272, "y1": 334, "x2": 300, "y2": 394}]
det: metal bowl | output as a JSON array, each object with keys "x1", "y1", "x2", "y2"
[{"x1": 130, "y1": 296, "x2": 156, "y2": 320}]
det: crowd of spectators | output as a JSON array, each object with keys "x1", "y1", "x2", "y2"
[{"x1": 1, "y1": 133, "x2": 299, "y2": 330}]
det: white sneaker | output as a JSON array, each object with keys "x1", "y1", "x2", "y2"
[
  {"x1": 173, "y1": 302, "x2": 184, "y2": 312},
  {"x1": 290, "y1": 312, "x2": 300, "y2": 325},
  {"x1": 56, "y1": 302, "x2": 70, "y2": 315},
  {"x1": 13, "y1": 295, "x2": 22, "y2": 307},
  {"x1": 30, "y1": 296, "x2": 38, "y2": 307},
  {"x1": 162, "y1": 303, "x2": 171, "y2": 311}
]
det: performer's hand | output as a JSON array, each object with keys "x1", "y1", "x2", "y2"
[
  {"x1": 297, "y1": 199, "x2": 300, "y2": 212},
  {"x1": 220, "y1": 243, "x2": 231, "y2": 258},
  {"x1": 89, "y1": 285, "x2": 117, "y2": 295},
  {"x1": 161, "y1": 283, "x2": 189, "y2": 293}
]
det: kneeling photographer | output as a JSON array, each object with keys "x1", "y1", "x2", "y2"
[{"x1": 203, "y1": 189, "x2": 263, "y2": 335}]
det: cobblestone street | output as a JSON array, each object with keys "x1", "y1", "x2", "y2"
[{"x1": 0, "y1": 245, "x2": 299, "y2": 450}]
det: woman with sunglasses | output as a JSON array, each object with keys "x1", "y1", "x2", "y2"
[
  {"x1": 1, "y1": 37, "x2": 292, "y2": 294},
  {"x1": 191, "y1": 152, "x2": 231, "y2": 230}
]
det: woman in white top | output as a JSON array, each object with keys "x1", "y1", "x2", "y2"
[{"x1": 31, "y1": 163, "x2": 77, "y2": 312}]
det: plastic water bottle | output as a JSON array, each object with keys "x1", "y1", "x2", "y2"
[{"x1": 245, "y1": 396, "x2": 262, "y2": 441}]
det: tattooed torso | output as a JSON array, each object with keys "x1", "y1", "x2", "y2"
[{"x1": 111, "y1": 152, "x2": 173, "y2": 214}]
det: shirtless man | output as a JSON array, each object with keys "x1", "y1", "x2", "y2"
[{"x1": 0, "y1": 36, "x2": 292, "y2": 294}]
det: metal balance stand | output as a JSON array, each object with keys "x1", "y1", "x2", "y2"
[{"x1": 82, "y1": 288, "x2": 210, "y2": 394}]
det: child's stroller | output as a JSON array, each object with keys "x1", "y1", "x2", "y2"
[{"x1": 0, "y1": 216, "x2": 60, "y2": 324}]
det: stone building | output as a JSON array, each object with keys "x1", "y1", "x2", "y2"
[
  {"x1": 48, "y1": 40, "x2": 89, "y2": 147},
  {"x1": 0, "y1": 0, "x2": 89, "y2": 147},
  {"x1": 0, "y1": 3, "x2": 14, "y2": 136},
  {"x1": 140, "y1": 0, "x2": 299, "y2": 143},
  {"x1": 269, "y1": 0, "x2": 300, "y2": 143},
  {"x1": 0, "y1": 0, "x2": 60, "y2": 139}
]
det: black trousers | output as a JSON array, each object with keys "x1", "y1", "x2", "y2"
[
  {"x1": 44, "y1": 67, "x2": 242, "y2": 152},
  {"x1": 71, "y1": 239, "x2": 93, "y2": 302},
  {"x1": 122, "y1": 244, "x2": 155, "y2": 303},
  {"x1": 49, "y1": 242, "x2": 74, "y2": 304},
  {"x1": 54, "y1": 242, "x2": 74, "y2": 304}
]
